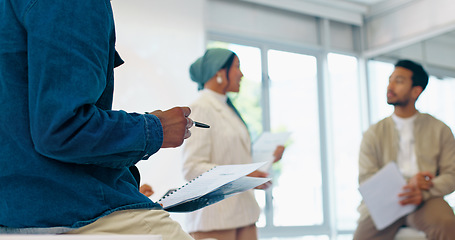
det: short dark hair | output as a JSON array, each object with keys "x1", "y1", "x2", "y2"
[{"x1": 395, "y1": 59, "x2": 429, "y2": 91}]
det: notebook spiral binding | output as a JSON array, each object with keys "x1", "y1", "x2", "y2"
[{"x1": 158, "y1": 166, "x2": 217, "y2": 201}]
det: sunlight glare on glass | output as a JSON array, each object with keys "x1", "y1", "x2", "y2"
[
  {"x1": 228, "y1": 44, "x2": 262, "y2": 82},
  {"x1": 328, "y1": 53, "x2": 362, "y2": 230},
  {"x1": 268, "y1": 49, "x2": 323, "y2": 226},
  {"x1": 367, "y1": 60, "x2": 394, "y2": 123},
  {"x1": 268, "y1": 51, "x2": 317, "y2": 82}
]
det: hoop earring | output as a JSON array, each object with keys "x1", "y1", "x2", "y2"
[{"x1": 216, "y1": 76, "x2": 222, "y2": 84}]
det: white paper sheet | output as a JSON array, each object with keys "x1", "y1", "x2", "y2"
[
  {"x1": 358, "y1": 162, "x2": 416, "y2": 230},
  {"x1": 158, "y1": 162, "x2": 268, "y2": 212},
  {"x1": 252, "y1": 131, "x2": 291, "y2": 171}
]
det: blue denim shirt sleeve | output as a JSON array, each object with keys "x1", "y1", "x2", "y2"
[{"x1": 19, "y1": 0, "x2": 162, "y2": 168}]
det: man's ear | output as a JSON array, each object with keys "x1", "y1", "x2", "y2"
[{"x1": 412, "y1": 86, "x2": 423, "y2": 100}]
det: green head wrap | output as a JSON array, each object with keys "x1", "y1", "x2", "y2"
[{"x1": 189, "y1": 48, "x2": 235, "y2": 90}]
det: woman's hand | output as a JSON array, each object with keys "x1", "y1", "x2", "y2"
[
  {"x1": 248, "y1": 170, "x2": 272, "y2": 190},
  {"x1": 273, "y1": 145, "x2": 285, "y2": 163},
  {"x1": 139, "y1": 184, "x2": 154, "y2": 197}
]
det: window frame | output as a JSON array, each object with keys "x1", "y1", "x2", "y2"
[{"x1": 207, "y1": 32, "x2": 365, "y2": 239}]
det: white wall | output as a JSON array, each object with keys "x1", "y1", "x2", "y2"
[
  {"x1": 364, "y1": 0, "x2": 455, "y2": 57},
  {"x1": 111, "y1": 0, "x2": 205, "y2": 200},
  {"x1": 364, "y1": 0, "x2": 455, "y2": 76},
  {"x1": 206, "y1": 0, "x2": 320, "y2": 48},
  {"x1": 366, "y1": 0, "x2": 455, "y2": 49}
]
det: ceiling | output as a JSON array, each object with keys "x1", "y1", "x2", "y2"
[
  {"x1": 238, "y1": 0, "x2": 454, "y2": 76},
  {"x1": 238, "y1": 0, "x2": 415, "y2": 26}
]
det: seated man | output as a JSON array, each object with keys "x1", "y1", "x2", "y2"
[
  {"x1": 0, "y1": 1, "x2": 193, "y2": 239},
  {"x1": 354, "y1": 60, "x2": 455, "y2": 240}
]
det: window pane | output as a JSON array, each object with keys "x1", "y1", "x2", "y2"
[
  {"x1": 228, "y1": 44, "x2": 263, "y2": 140},
  {"x1": 417, "y1": 76, "x2": 455, "y2": 131},
  {"x1": 268, "y1": 50, "x2": 323, "y2": 226},
  {"x1": 336, "y1": 234, "x2": 354, "y2": 240},
  {"x1": 367, "y1": 60, "x2": 394, "y2": 123},
  {"x1": 327, "y1": 53, "x2": 362, "y2": 230},
  {"x1": 207, "y1": 41, "x2": 263, "y2": 140},
  {"x1": 417, "y1": 76, "x2": 455, "y2": 208},
  {"x1": 207, "y1": 41, "x2": 267, "y2": 222}
]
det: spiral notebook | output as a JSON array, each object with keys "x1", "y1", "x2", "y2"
[{"x1": 158, "y1": 162, "x2": 270, "y2": 212}]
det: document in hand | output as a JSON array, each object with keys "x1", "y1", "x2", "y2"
[
  {"x1": 157, "y1": 162, "x2": 270, "y2": 212},
  {"x1": 252, "y1": 131, "x2": 291, "y2": 172},
  {"x1": 358, "y1": 162, "x2": 416, "y2": 230}
]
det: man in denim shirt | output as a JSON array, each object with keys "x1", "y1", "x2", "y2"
[{"x1": 0, "y1": 0, "x2": 194, "y2": 238}]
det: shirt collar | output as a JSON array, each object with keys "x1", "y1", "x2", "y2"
[
  {"x1": 392, "y1": 112, "x2": 418, "y2": 129},
  {"x1": 202, "y1": 88, "x2": 227, "y2": 104}
]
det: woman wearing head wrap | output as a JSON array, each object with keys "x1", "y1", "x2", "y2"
[{"x1": 182, "y1": 48, "x2": 284, "y2": 240}]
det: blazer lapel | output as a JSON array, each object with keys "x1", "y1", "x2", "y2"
[{"x1": 203, "y1": 93, "x2": 251, "y2": 153}]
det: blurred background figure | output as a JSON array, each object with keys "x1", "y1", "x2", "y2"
[
  {"x1": 140, "y1": 184, "x2": 155, "y2": 197},
  {"x1": 182, "y1": 48, "x2": 284, "y2": 240}
]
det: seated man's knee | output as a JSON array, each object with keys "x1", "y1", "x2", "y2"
[{"x1": 424, "y1": 216, "x2": 455, "y2": 239}]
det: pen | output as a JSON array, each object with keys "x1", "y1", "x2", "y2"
[
  {"x1": 145, "y1": 112, "x2": 210, "y2": 128},
  {"x1": 194, "y1": 121, "x2": 210, "y2": 128}
]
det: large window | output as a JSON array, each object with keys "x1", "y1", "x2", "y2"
[
  {"x1": 197, "y1": 41, "x2": 455, "y2": 240},
  {"x1": 206, "y1": 42, "x2": 263, "y2": 140},
  {"x1": 420, "y1": 76, "x2": 455, "y2": 208},
  {"x1": 268, "y1": 50, "x2": 323, "y2": 227},
  {"x1": 418, "y1": 76, "x2": 455, "y2": 132},
  {"x1": 367, "y1": 60, "x2": 394, "y2": 123},
  {"x1": 206, "y1": 41, "x2": 364, "y2": 239},
  {"x1": 327, "y1": 54, "x2": 362, "y2": 231}
]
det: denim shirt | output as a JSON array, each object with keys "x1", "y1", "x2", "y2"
[{"x1": 0, "y1": 0, "x2": 163, "y2": 233}]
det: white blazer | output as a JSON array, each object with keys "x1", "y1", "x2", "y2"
[{"x1": 182, "y1": 89, "x2": 260, "y2": 232}]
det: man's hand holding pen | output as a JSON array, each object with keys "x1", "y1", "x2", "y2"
[
  {"x1": 146, "y1": 107, "x2": 210, "y2": 148},
  {"x1": 146, "y1": 107, "x2": 192, "y2": 148}
]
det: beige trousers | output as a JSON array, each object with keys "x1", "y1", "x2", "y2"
[
  {"x1": 353, "y1": 197, "x2": 455, "y2": 240},
  {"x1": 66, "y1": 209, "x2": 193, "y2": 240},
  {"x1": 190, "y1": 224, "x2": 257, "y2": 240}
]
